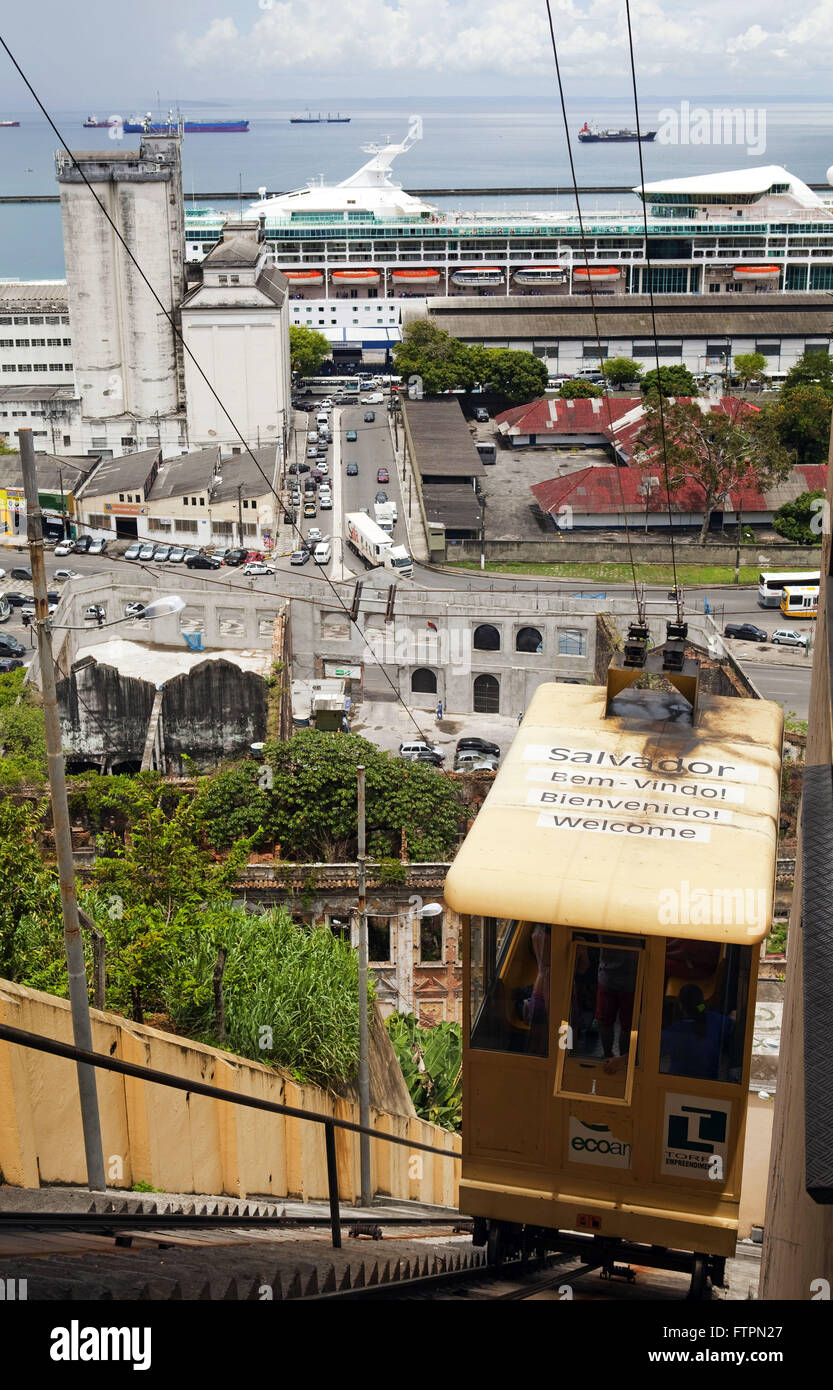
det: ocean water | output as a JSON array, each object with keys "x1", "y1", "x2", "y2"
[{"x1": 2, "y1": 97, "x2": 833, "y2": 280}]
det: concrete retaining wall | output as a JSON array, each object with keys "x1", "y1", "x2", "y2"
[
  {"x1": 450, "y1": 539, "x2": 822, "y2": 568},
  {"x1": 0, "y1": 979, "x2": 459, "y2": 1203}
]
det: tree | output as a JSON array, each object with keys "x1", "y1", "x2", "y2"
[
  {"x1": 479, "y1": 347, "x2": 548, "y2": 405},
  {"x1": 0, "y1": 670, "x2": 46, "y2": 785},
  {"x1": 289, "y1": 325, "x2": 329, "y2": 376},
  {"x1": 635, "y1": 398, "x2": 793, "y2": 544},
  {"x1": 772, "y1": 490, "x2": 825, "y2": 545},
  {"x1": 769, "y1": 384, "x2": 831, "y2": 466},
  {"x1": 604, "y1": 357, "x2": 643, "y2": 388},
  {"x1": 559, "y1": 378, "x2": 603, "y2": 399},
  {"x1": 733, "y1": 352, "x2": 767, "y2": 390},
  {"x1": 640, "y1": 364, "x2": 698, "y2": 398},
  {"x1": 782, "y1": 349, "x2": 833, "y2": 402},
  {"x1": 392, "y1": 320, "x2": 477, "y2": 394}
]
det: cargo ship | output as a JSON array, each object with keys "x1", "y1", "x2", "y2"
[
  {"x1": 82, "y1": 113, "x2": 248, "y2": 132},
  {"x1": 290, "y1": 111, "x2": 351, "y2": 124},
  {"x1": 577, "y1": 121, "x2": 656, "y2": 143},
  {"x1": 0, "y1": 120, "x2": 20, "y2": 128}
]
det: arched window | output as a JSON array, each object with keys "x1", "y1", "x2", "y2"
[
  {"x1": 473, "y1": 623, "x2": 501, "y2": 651},
  {"x1": 411, "y1": 668, "x2": 437, "y2": 694},
  {"x1": 473, "y1": 673, "x2": 500, "y2": 714},
  {"x1": 516, "y1": 626, "x2": 543, "y2": 653}
]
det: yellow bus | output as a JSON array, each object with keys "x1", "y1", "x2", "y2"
[
  {"x1": 444, "y1": 671, "x2": 783, "y2": 1297},
  {"x1": 780, "y1": 584, "x2": 818, "y2": 619}
]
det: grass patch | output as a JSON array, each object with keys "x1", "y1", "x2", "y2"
[{"x1": 449, "y1": 561, "x2": 761, "y2": 586}]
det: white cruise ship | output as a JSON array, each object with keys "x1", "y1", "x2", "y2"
[{"x1": 183, "y1": 116, "x2": 833, "y2": 348}]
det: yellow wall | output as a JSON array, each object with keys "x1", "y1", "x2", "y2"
[{"x1": 0, "y1": 979, "x2": 460, "y2": 1201}]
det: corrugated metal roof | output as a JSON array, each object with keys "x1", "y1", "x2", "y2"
[
  {"x1": 400, "y1": 397, "x2": 486, "y2": 478},
  {"x1": 422, "y1": 482, "x2": 482, "y2": 527},
  {"x1": 531, "y1": 463, "x2": 827, "y2": 517}
]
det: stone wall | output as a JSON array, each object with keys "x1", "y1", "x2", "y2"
[{"x1": 451, "y1": 538, "x2": 822, "y2": 568}]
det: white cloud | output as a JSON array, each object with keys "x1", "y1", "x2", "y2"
[{"x1": 726, "y1": 25, "x2": 769, "y2": 54}]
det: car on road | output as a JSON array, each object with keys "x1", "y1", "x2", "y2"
[
  {"x1": 289, "y1": 462, "x2": 310, "y2": 475},
  {"x1": 346, "y1": 429, "x2": 357, "y2": 442},
  {"x1": 10, "y1": 566, "x2": 32, "y2": 582},
  {"x1": 138, "y1": 544, "x2": 156, "y2": 561},
  {"x1": 313, "y1": 541, "x2": 331, "y2": 565},
  {"x1": 243, "y1": 561, "x2": 276, "y2": 577},
  {"x1": 54, "y1": 569, "x2": 82, "y2": 581},
  {"x1": 303, "y1": 501, "x2": 317, "y2": 518},
  {"x1": 124, "y1": 542, "x2": 142, "y2": 560},
  {"x1": 54, "y1": 541, "x2": 75, "y2": 557},
  {"x1": 399, "y1": 739, "x2": 443, "y2": 761},
  {"x1": 308, "y1": 431, "x2": 319, "y2": 443},
  {"x1": 363, "y1": 410, "x2": 376, "y2": 423},
  {"x1": 316, "y1": 461, "x2": 329, "y2": 476},
  {"x1": 771, "y1": 627, "x2": 809, "y2": 648},
  {"x1": 290, "y1": 548, "x2": 311, "y2": 566},
  {"x1": 724, "y1": 623, "x2": 768, "y2": 643},
  {"x1": 168, "y1": 546, "x2": 186, "y2": 563},
  {"x1": 307, "y1": 446, "x2": 319, "y2": 459},
  {"x1": 0, "y1": 656, "x2": 24, "y2": 672},
  {"x1": 307, "y1": 528, "x2": 324, "y2": 544},
  {"x1": 319, "y1": 494, "x2": 333, "y2": 510},
  {"x1": 376, "y1": 467, "x2": 389, "y2": 484},
  {"x1": 456, "y1": 737, "x2": 501, "y2": 759},
  {"x1": 124, "y1": 602, "x2": 146, "y2": 618},
  {"x1": 361, "y1": 393, "x2": 384, "y2": 404},
  {"x1": 346, "y1": 461, "x2": 358, "y2": 476},
  {"x1": 375, "y1": 490, "x2": 388, "y2": 504},
  {"x1": 152, "y1": 545, "x2": 171, "y2": 562},
  {"x1": 186, "y1": 553, "x2": 222, "y2": 570},
  {"x1": 88, "y1": 538, "x2": 108, "y2": 555},
  {"x1": 73, "y1": 537, "x2": 93, "y2": 554},
  {"x1": 474, "y1": 407, "x2": 490, "y2": 423}
]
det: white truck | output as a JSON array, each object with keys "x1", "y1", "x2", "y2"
[
  {"x1": 373, "y1": 500, "x2": 398, "y2": 534},
  {"x1": 345, "y1": 512, "x2": 413, "y2": 578}
]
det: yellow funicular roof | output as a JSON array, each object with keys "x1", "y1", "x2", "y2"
[{"x1": 444, "y1": 683, "x2": 784, "y2": 945}]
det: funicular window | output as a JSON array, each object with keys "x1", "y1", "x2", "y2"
[
  {"x1": 660, "y1": 940, "x2": 751, "y2": 1084},
  {"x1": 555, "y1": 932, "x2": 645, "y2": 1104},
  {"x1": 470, "y1": 917, "x2": 551, "y2": 1057}
]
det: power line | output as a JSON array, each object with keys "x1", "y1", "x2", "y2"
[{"x1": 0, "y1": 32, "x2": 429, "y2": 743}]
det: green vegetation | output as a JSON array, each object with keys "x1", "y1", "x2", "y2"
[
  {"x1": 385, "y1": 1014, "x2": 462, "y2": 1131},
  {"x1": 732, "y1": 352, "x2": 767, "y2": 390},
  {"x1": 784, "y1": 711, "x2": 808, "y2": 737},
  {"x1": 392, "y1": 321, "x2": 547, "y2": 405},
  {"x1": 602, "y1": 357, "x2": 643, "y2": 388},
  {"x1": 767, "y1": 922, "x2": 788, "y2": 956},
  {"x1": 289, "y1": 324, "x2": 330, "y2": 376},
  {"x1": 772, "y1": 489, "x2": 825, "y2": 545},
  {"x1": 781, "y1": 347, "x2": 833, "y2": 401},
  {"x1": 558, "y1": 378, "x2": 603, "y2": 398},
  {"x1": 770, "y1": 386, "x2": 831, "y2": 467},
  {"x1": 0, "y1": 670, "x2": 47, "y2": 785},
  {"x1": 449, "y1": 560, "x2": 761, "y2": 585},
  {"x1": 640, "y1": 364, "x2": 698, "y2": 398}
]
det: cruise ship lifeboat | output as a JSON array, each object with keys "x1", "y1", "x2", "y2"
[
  {"x1": 513, "y1": 266, "x2": 565, "y2": 285},
  {"x1": 282, "y1": 269, "x2": 324, "y2": 286},
  {"x1": 332, "y1": 269, "x2": 381, "y2": 286},
  {"x1": 392, "y1": 268, "x2": 441, "y2": 285},
  {"x1": 451, "y1": 267, "x2": 505, "y2": 286},
  {"x1": 733, "y1": 264, "x2": 780, "y2": 281},
  {"x1": 572, "y1": 265, "x2": 621, "y2": 282}
]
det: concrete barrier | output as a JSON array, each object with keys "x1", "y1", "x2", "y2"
[
  {"x1": 0, "y1": 978, "x2": 460, "y2": 1201},
  {"x1": 449, "y1": 538, "x2": 822, "y2": 568}
]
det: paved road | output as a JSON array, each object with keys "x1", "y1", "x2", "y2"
[{"x1": 748, "y1": 664, "x2": 811, "y2": 719}]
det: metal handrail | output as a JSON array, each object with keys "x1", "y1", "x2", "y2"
[{"x1": 0, "y1": 1021, "x2": 461, "y2": 1249}]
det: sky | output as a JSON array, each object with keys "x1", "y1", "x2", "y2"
[{"x1": 2, "y1": 0, "x2": 833, "y2": 108}]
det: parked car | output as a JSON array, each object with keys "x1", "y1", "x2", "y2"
[
  {"x1": 73, "y1": 536, "x2": 92, "y2": 554},
  {"x1": 346, "y1": 429, "x2": 358, "y2": 442},
  {"x1": 246, "y1": 550, "x2": 265, "y2": 563},
  {"x1": 124, "y1": 602, "x2": 146, "y2": 618},
  {"x1": 87, "y1": 538, "x2": 107, "y2": 555},
  {"x1": 124, "y1": 542, "x2": 143, "y2": 560},
  {"x1": 290, "y1": 548, "x2": 311, "y2": 566},
  {"x1": 474, "y1": 407, "x2": 490, "y2": 423},
  {"x1": 224, "y1": 548, "x2": 248, "y2": 567},
  {"x1": 211, "y1": 548, "x2": 230, "y2": 563},
  {"x1": 182, "y1": 548, "x2": 201, "y2": 563},
  {"x1": 138, "y1": 544, "x2": 156, "y2": 561},
  {"x1": 0, "y1": 656, "x2": 24, "y2": 672},
  {"x1": 84, "y1": 605, "x2": 106, "y2": 623},
  {"x1": 0, "y1": 630, "x2": 25, "y2": 656},
  {"x1": 399, "y1": 739, "x2": 443, "y2": 760},
  {"x1": 243, "y1": 561, "x2": 275, "y2": 577},
  {"x1": 10, "y1": 566, "x2": 32, "y2": 582},
  {"x1": 363, "y1": 410, "x2": 376, "y2": 423},
  {"x1": 308, "y1": 430, "x2": 319, "y2": 443},
  {"x1": 152, "y1": 545, "x2": 171, "y2": 562},
  {"x1": 724, "y1": 623, "x2": 768, "y2": 643},
  {"x1": 454, "y1": 753, "x2": 499, "y2": 773},
  {"x1": 377, "y1": 467, "x2": 390, "y2": 484},
  {"x1": 288, "y1": 462, "x2": 310, "y2": 475},
  {"x1": 3, "y1": 592, "x2": 27, "y2": 608},
  {"x1": 313, "y1": 541, "x2": 331, "y2": 564},
  {"x1": 456, "y1": 737, "x2": 501, "y2": 759},
  {"x1": 53, "y1": 541, "x2": 75, "y2": 557},
  {"x1": 168, "y1": 546, "x2": 186, "y2": 563},
  {"x1": 407, "y1": 749, "x2": 444, "y2": 768},
  {"x1": 346, "y1": 461, "x2": 358, "y2": 476},
  {"x1": 186, "y1": 554, "x2": 222, "y2": 569},
  {"x1": 54, "y1": 569, "x2": 82, "y2": 581},
  {"x1": 771, "y1": 627, "x2": 809, "y2": 648}
]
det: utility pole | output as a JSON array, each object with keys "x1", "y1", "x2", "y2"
[
  {"x1": 734, "y1": 509, "x2": 742, "y2": 585},
  {"x1": 19, "y1": 428, "x2": 106, "y2": 1192},
  {"x1": 356, "y1": 765, "x2": 371, "y2": 1206},
  {"x1": 237, "y1": 483, "x2": 244, "y2": 546}
]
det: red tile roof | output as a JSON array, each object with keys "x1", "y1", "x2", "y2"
[{"x1": 531, "y1": 464, "x2": 827, "y2": 519}]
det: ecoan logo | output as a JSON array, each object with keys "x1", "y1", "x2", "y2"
[{"x1": 568, "y1": 1119, "x2": 632, "y2": 1168}]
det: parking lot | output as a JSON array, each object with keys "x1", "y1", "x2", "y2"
[{"x1": 468, "y1": 419, "x2": 611, "y2": 540}]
